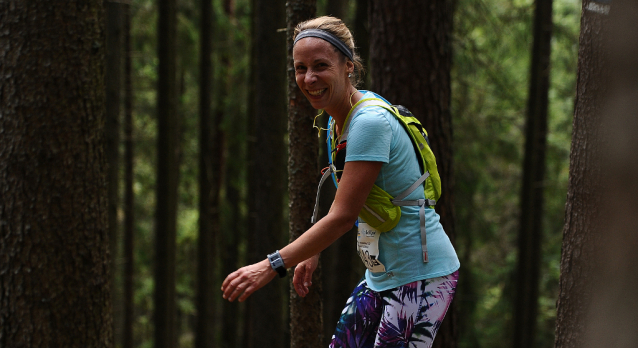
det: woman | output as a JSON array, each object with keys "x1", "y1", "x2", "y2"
[{"x1": 222, "y1": 16, "x2": 460, "y2": 348}]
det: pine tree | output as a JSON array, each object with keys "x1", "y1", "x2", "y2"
[
  {"x1": 369, "y1": 1, "x2": 457, "y2": 346},
  {"x1": 286, "y1": 1, "x2": 324, "y2": 347},
  {"x1": 0, "y1": 1, "x2": 112, "y2": 346}
]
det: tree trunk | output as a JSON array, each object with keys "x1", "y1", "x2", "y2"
[
  {"x1": 325, "y1": 0, "x2": 347, "y2": 19},
  {"x1": 286, "y1": 2, "x2": 324, "y2": 348},
  {"x1": 369, "y1": 1, "x2": 456, "y2": 347},
  {"x1": 122, "y1": 3, "x2": 135, "y2": 348},
  {"x1": 215, "y1": 3, "x2": 247, "y2": 347},
  {"x1": 583, "y1": 2, "x2": 638, "y2": 346},
  {"x1": 0, "y1": 1, "x2": 112, "y2": 347},
  {"x1": 245, "y1": 0, "x2": 288, "y2": 347},
  {"x1": 154, "y1": 0, "x2": 178, "y2": 347},
  {"x1": 512, "y1": 0, "x2": 552, "y2": 347},
  {"x1": 195, "y1": 0, "x2": 215, "y2": 347},
  {"x1": 105, "y1": 0, "x2": 123, "y2": 343},
  {"x1": 553, "y1": 1, "x2": 610, "y2": 347},
  {"x1": 353, "y1": 0, "x2": 369, "y2": 88}
]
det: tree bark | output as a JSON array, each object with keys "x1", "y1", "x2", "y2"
[
  {"x1": 286, "y1": 2, "x2": 324, "y2": 348},
  {"x1": 554, "y1": 1, "x2": 610, "y2": 347},
  {"x1": 217, "y1": 15, "x2": 239, "y2": 348},
  {"x1": 105, "y1": 0, "x2": 123, "y2": 343},
  {"x1": 512, "y1": 0, "x2": 552, "y2": 347},
  {"x1": 325, "y1": 0, "x2": 347, "y2": 19},
  {"x1": 353, "y1": 0, "x2": 369, "y2": 88},
  {"x1": 0, "y1": 1, "x2": 112, "y2": 347},
  {"x1": 154, "y1": 0, "x2": 178, "y2": 347},
  {"x1": 369, "y1": 1, "x2": 457, "y2": 347},
  {"x1": 215, "y1": 3, "x2": 246, "y2": 347},
  {"x1": 582, "y1": 2, "x2": 638, "y2": 346},
  {"x1": 195, "y1": 0, "x2": 215, "y2": 347},
  {"x1": 122, "y1": 3, "x2": 135, "y2": 348}
]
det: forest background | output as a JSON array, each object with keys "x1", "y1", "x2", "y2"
[
  {"x1": 121, "y1": 0, "x2": 579, "y2": 347},
  {"x1": 1, "y1": 0, "x2": 591, "y2": 347}
]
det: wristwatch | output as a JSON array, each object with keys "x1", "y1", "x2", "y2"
[{"x1": 267, "y1": 250, "x2": 287, "y2": 278}]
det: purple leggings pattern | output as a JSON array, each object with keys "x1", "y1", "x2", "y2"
[{"x1": 329, "y1": 270, "x2": 459, "y2": 348}]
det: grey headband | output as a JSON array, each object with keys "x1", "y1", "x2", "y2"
[{"x1": 293, "y1": 29, "x2": 354, "y2": 61}]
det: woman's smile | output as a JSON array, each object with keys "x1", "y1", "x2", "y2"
[{"x1": 308, "y1": 88, "x2": 326, "y2": 96}]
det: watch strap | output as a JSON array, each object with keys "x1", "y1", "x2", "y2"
[{"x1": 267, "y1": 250, "x2": 287, "y2": 278}]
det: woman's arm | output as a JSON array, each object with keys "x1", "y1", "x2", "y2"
[{"x1": 221, "y1": 160, "x2": 383, "y2": 302}]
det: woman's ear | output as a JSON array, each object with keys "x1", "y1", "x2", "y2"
[{"x1": 346, "y1": 60, "x2": 354, "y2": 75}]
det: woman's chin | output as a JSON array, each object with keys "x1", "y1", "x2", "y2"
[{"x1": 307, "y1": 97, "x2": 326, "y2": 110}]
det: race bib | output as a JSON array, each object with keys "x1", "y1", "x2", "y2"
[{"x1": 357, "y1": 222, "x2": 386, "y2": 272}]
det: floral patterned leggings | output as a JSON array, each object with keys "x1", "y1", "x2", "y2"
[{"x1": 329, "y1": 270, "x2": 459, "y2": 348}]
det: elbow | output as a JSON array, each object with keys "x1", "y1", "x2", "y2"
[{"x1": 326, "y1": 208, "x2": 359, "y2": 234}]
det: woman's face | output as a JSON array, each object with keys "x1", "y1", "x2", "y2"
[{"x1": 293, "y1": 37, "x2": 353, "y2": 112}]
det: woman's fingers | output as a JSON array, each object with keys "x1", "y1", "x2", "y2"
[
  {"x1": 238, "y1": 283, "x2": 259, "y2": 302},
  {"x1": 293, "y1": 263, "x2": 313, "y2": 297},
  {"x1": 221, "y1": 269, "x2": 239, "y2": 291},
  {"x1": 293, "y1": 268, "x2": 307, "y2": 297},
  {"x1": 303, "y1": 264, "x2": 313, "y2": 287},
  {"x1": 222, "y1": 267, "x2": 252, "y2": 301},
  {"x1": 222, "y1": 273, "x2": 242, "y2": 301},
  {"x1": 228, "y1": 280, "x2": 248, "y2": 302},
  {"x1": 222, "y1": 260, "x2": 276, "y2": 302},
  {"x1": 292, "y1": 267, "x2": 303, "y2": 296}
]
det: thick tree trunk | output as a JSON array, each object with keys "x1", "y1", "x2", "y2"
[
  {"x1": 286, "y1": 2, "x2": 324, "y2": 348},
  {"x1": 512, "y1": 0, "x2": 552, "y2": 347},
  {"x1": 369, "y1": 1, "x2": 457, "y2": 347},
  {"x1": 122, "y1": 3, "x2": 135, "y2": 348},
  {"x1": 0, "y1": 1, "x2": 112, "y2": 347},
  {"x1": 154, "y1": 0, "x2": 178, "y2": 347},
  {"x1": 245, "y1": 0, "x2": 288, "y2": 347},
  {"x1": 582, "y1": 2, "x2": 638, "y2": 346},
  {"x1": 553, "y1": 1, "x2": 610, "y2": 347},
  {"x1": 353, "y1": 0, "x2": 369, "y2": 88},
  {"x1": 105, "y1": 1, "x2": 123, "y2": 343}
]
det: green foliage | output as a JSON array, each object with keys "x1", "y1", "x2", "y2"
[{"x1": 452, "y1": 0, "x2": 581, "y2": 347}]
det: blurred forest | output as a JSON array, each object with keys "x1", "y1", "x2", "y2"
[
  {"x1": 110, "y1": 0, "x2": 581, "y2": 347},
  {"x1": 0, "y1": 0, "x2": 587, "y2": 347}
]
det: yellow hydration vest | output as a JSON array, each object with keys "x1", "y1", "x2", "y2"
[{"x1": 311, "y1": 98, "x2": 442, "y2": 262}]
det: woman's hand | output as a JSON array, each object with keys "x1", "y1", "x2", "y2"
[
  {"x1": 221, "y1": 259, "x2": 276, "y2": 302},
  {"x1": 293, "y1": 254, "x2": 320, "y2": 297}
]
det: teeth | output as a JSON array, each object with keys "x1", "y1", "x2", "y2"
[{"x1": 308, "y1": 89, "x2": 325, "y2": 96}]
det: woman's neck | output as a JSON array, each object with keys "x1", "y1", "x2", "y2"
[{"x1": 329, "y1": 88, "x2": 364, "y2": 135}]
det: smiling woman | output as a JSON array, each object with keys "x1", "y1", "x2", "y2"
[{"x1": 221, "y1": 16, "x2": 460, "y2": 348}]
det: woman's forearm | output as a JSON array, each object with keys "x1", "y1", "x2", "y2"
[{"x1": 278, "y1": 210, "x2": 355, "y2": 269}]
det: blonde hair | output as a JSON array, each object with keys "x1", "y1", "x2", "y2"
[{"x1": 294, "y1": 16, "x2": 366, "y2": 87}]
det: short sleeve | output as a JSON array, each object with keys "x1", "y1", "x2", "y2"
[{"x1": 345, "y1": 107, "x2": 393, "y2": 163}]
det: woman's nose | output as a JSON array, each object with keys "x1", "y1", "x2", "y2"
[{"x1": 305, "y1": 70, "x2": 317, "y2": 84}]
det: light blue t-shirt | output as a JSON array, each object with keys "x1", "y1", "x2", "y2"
[{"x1": 345, "y1": 91, "x2": 460, "y2": 292}]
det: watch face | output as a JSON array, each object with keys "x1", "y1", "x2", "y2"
[{"x1": 268, "y1": 252, "x2": 286, "y2": 276}]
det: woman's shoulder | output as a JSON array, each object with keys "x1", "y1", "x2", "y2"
[{"x1": 350, "y1": 105, "x2": 394, "y2": 133}]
